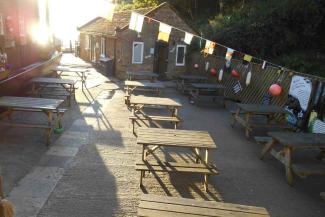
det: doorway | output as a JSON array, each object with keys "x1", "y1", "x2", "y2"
[{"x1": 153, "y1": 41, "x2": 168, "y2": 79}]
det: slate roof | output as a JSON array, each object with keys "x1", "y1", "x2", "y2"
[{"x1": 78, "y1": 7, "x2": 154, "y2": 36}]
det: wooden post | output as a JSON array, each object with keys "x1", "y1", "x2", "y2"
[{"x1": 284, "y1": 147, "x2": 293, "y2": 185}]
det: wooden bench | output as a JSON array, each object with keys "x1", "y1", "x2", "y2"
[
  {"x1": 130, "y1": 114, "x2": 181, "y2": 134},
  {"x1": 254, "y1": 136, "x2": 272, "y2": 145},
  {"x1": 138, "y1": 194, "x2": 271, "y2": 217},
  {"x1": 136, "y1": 160, "x2": 219, "y2": 190},
  {"x1": 0, "y1": 108, "x2": 68, "y2": 129},
  {"x1": 292, "y1": 162, "x2": 325, "y2": 178}
]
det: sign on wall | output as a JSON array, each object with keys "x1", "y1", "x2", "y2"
[{"x1": 285, "y1": 75, "x2": 312, "y2": 126}]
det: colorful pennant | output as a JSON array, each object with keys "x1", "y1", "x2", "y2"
[
  {"x1": 158, "y1": 23, "x2": 172, "y2": 42},
  {"x1": 129, "y1": 12, "x2": 144, "y2": 32},
  {"x1": 225, "y1": 48, "x2": 234, "y2": 61},
  {"x1": 203, "y1": 40, "x2": 215, "y2": 55},
  {"x1": 184, "y1": 32, "x2": 193, "y2": 45}
]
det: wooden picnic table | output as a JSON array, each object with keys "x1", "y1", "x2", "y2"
[
  {"x1": 126, "y1": 71, "x2": 158, "y2": 82},
  {"x1": 51, "y1": 66, "x2": 88, "y2": 90},
  {"x1": 231, "y1": 103, "x2": 292, "y2": 138},
  {"x1": 0, "y1": 96, "x2": 64, "y2": 145},
  {"x1": 59, "y1": 63, "x2": 92, "y2": 68},
  {"x1": 124, "y1": 80, "x2": 165, "y2": 95},
  {"x1": 136, "y1": 128, "x2": 218, "y2": 191},
  {"x1": 31, "y1": 77, "x2": 77, "y2": 106},
  {"x1": 176, "y1": 74, "x2": 208, "y2": 93},
  {"x1": 138, "y1": 194, "x2": 271, "y2": 217},
  {"x1": 189, "y1": 83, "x2": 226, "y2": 106},
  {"x1": 260, "y1": 132, "x2": 325, "y2": 185},
  {"x1": 129, "y1": 96, "x2": 182, "y2": 133}
]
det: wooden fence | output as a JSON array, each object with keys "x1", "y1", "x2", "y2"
[{"x1": 187, "y1": 53, "x2": 325, "y2": 107}]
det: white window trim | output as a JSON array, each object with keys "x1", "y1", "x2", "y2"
[
  {"x1": 100, "y1": 37, "x2": 106, "y2": 55},
  {"x1": 176, "y1": 45, "x2": 186, "y2": 66},
  {"x1": 19, "y1": 15, "x2": 25, "y2": 37},
  {"x1": 85, "y1": 35, "x2": 90, "y2": 50},
  {"x1": 132, "y1": 41, "x2": 144, "y2": 64},
  {"x1": 0, "y1": 14, "x2": 4, "y2": 35}
]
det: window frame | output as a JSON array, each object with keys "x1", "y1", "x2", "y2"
[
  {"x1": 175, "y1": 44, "x2": 186, "y2": 66},
  {"x1": 100, "y1": 37, "x2": 106, "y2": 55},
  {"x1": 85, "y1": 35, "x2": 90, "y2": 50},
  {"x1": 132, "y1": 41, "x2": 144, "y2": 64},
  {"x1": 0, "y1": 14, "x2": 4, "y2": 35},
  {"x1": 19, "y1": 15, "x2": 25, "y2": 37}
]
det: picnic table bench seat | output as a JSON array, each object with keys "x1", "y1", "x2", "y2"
[
  {"x1": 130, "y1": 114, "x2": 181, "y2": 133},
  {"x1": 138, "y1": 194, "x2": 270, "y2": 217},
  {"x1": 292, "y1": 161, "x2": 325, "y2": 178},
  {"x1": 136, "y1": 160, "x2": 219, "y2": 175}
]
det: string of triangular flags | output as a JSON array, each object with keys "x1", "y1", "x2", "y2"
[{"x1": 129, "y1": 11, "x2": 285, "y2": 72}]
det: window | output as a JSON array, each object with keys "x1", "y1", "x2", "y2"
[
  {"x1": 132, "y1": 42, "x2": 144, "y2": 64},
  {"x1": 0, "y1": 14, "x2": 4, "y2": 35},
  {"x1": 100, "y1": 37, "x2": 106, "y2": 55},
  {"x1": 176, "y1": 45, "x2": 186, "y2": 66},
  {"x1": 19, "y1": 16, "x2": 25, "y2": 37},
  {"x1": 85, "y1": 35, "x2": 90, "y2": 49}
]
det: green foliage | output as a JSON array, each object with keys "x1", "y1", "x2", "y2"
[{"x1": 115, "y1": 0, "x2": 158, "y2": 11}]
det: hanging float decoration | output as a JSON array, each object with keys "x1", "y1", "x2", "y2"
[
  {"x1": 210, "y1": 68, "x2": 217, "y2": 76},
  {"x1": 246, "y1": 71, "x2": 252, "y2": 86},
  {"x1": 218, "y1": 69, "x2": 224, "y2": 81},
  {"x1": 269, "y1": 83, "x2": 282, "y2": 96},
  {"x1": 194, "y1": 63, "x2": 199, "y2": 69},
  {"x1": 231, "y1": 69, "x2": 240, "y2": 78}
]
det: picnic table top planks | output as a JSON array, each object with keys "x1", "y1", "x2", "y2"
[
  {"x1": 177, "y1": 75, "x2": 208, "y2": 81},
  {"x1": 51, "y1": 66, "x2": 88, "y2": 72},
  {"x1": 124, "y1": 80, "x2": 165, "y2": 88},
  {"x1": 126, "y1": 71, "x2": 159, "y2": 77},
  {"x1": 237, "y1": 103, "x2": 288, "y2": 114},
  {"x1": 190, "y1": 83, "x2": 226, "y2": 89},
  {"x1": 0, "y1": 96, "x2": 63, "y2": 110},
  {"x1": 137, "y1": 128, "x2": 217, "y2": 149},
  {"x1": 130, "y1": 96, "x2": 182, "y2": 107},
  {"x1": 31, "y1": 77, "x2": 77, "y2": 85},
  {"x1": 138, "y1": 194, "x2": 270, "y2": 217},
  {"x1": 268, "y1": 132, "x2": 325, "y2": 148}
]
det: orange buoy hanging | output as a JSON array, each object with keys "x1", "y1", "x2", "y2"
[{"x1": 269, "y1": 83, "x2": 282, "y2": 96}]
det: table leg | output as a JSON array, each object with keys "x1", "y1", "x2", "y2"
[
  {"x1": 195, "y1": 148, "x2": 200, "y2": 163},
  {"x1": 204, "y1": 149, "x2": 209, "y2": 192},
  {"x1": 260, "y1": 139, "x2": 275, "y2": 159},
  {"x1": 46, "y1": 111, "x2": 53, "y2": 146},
  {"x1": 284, "y1": 147, "x2": 293, "y2": 185},
  {"x1": 230, "y1": 108, "x2": 240, "y2": 127},
  {"x1": 245, "y1": 112, "x2": 251, "y2": 138}
]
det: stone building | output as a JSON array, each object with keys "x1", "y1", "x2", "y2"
[
  {"x1": 0, "y1": 0, "x2": 41, "y2": 71},
  {"x1": 78, "y1": 2, "x2": 197, "y2": 79}
]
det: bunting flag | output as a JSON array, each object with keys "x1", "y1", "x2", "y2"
[
  {"x1": 158, "y1": 23, "x2": 172, "y2": 42},
  {"x1": 242, "y1": 54, "x2": 253, "y2": 66},
  {"x1": 225, "y1": 48, "x2": 234, "y2": 61},
  {"x1": 127, "y1": 12, "x2": 294, "y2": 76},
  {"x1": 244, "y1": 54, "x2": 253, "y2": 62},
  {"x1": 129, "y1": 12, "x2": 144, "y2": 32},
  {"x1": 184, "y1": 32, "x2": 193, "y2": 45},
  {"x1": 262, "y1": 61, "x2": 267, "y2": 69},
  {"x1": 203, "y1": 40, "x2": 215, "y2": 55}
]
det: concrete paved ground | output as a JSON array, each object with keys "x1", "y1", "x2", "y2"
[{"x1": 2, "y1": 54, "x2": 324, "y2": 217}]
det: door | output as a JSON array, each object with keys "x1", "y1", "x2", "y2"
[{"x1": 154, "y1": 41, "x2": 168, "y2": 80}]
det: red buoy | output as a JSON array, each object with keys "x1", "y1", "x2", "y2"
[
  {"x1": 210, "y1": 68, "x2": 217, "y2": 76},
  {"x1": 269, "y1": 84, "x2": 282, "y2": 96},
  {"x1": 231, "y1": 69, "x2": 240, "y2": 78}
]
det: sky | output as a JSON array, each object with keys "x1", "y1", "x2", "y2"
[{"x1": 40, "y1": 0, "x2": 114, "y2": 46}]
